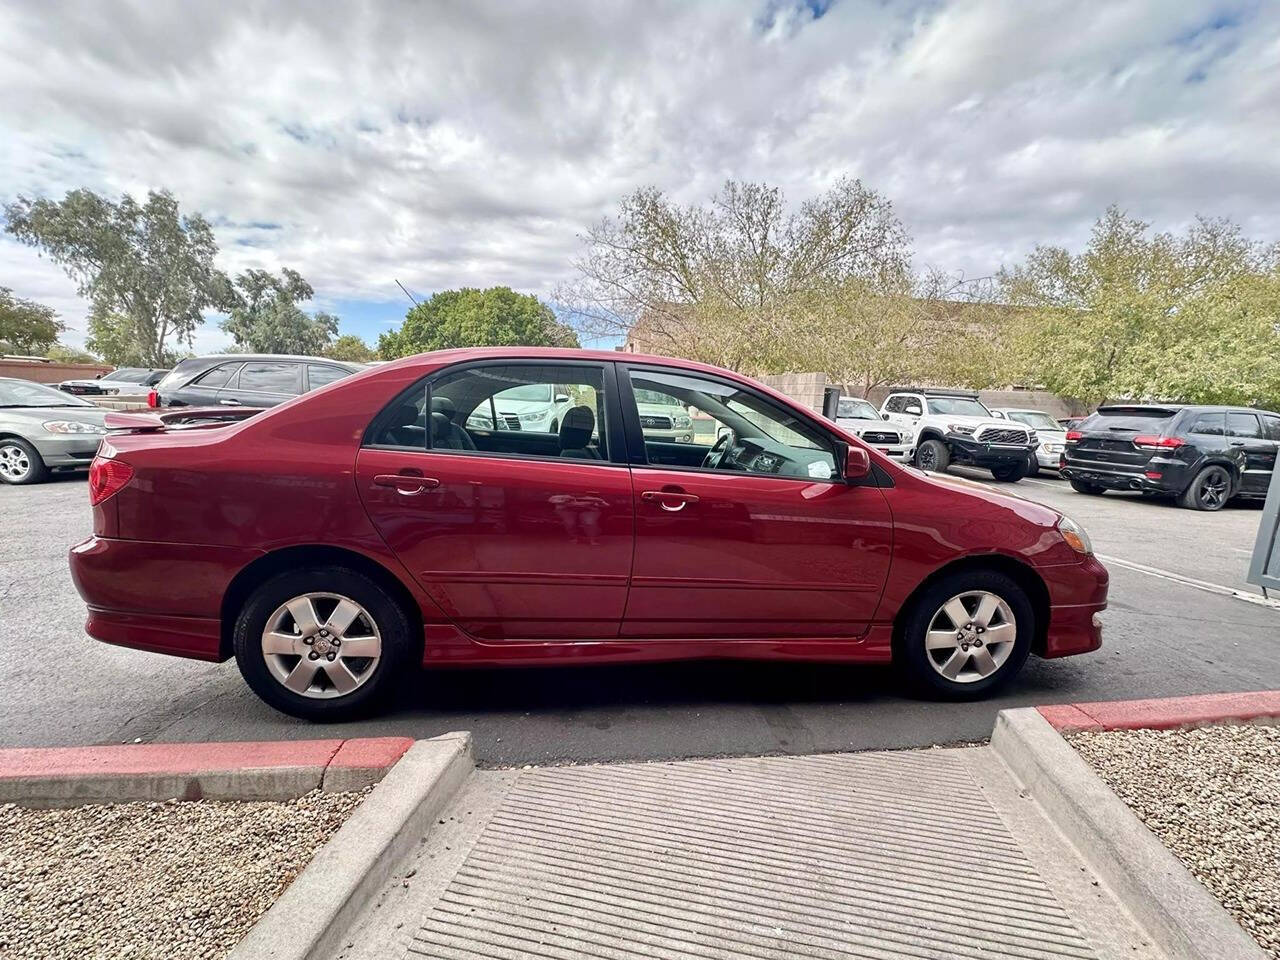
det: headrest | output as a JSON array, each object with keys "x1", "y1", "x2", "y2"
[{"x1": 559, "y1": 405, "x2": 595, "y2": 448}]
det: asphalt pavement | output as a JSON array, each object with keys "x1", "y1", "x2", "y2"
[{"x1": 3, "y1": 468, "x2": 1277, "y2": 766}]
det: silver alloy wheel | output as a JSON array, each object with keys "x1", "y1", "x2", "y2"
[
  {"x1": 261, "y1": 592, "x2": 382, "y2": 699},
  {"x1": 924, "y1": 590, "x2": 1017, "y2": 684},
  {"x1": 0, "y1": 443, "x2": 32, "y2": 482}
]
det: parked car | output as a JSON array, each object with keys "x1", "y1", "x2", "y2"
[
  {"x1": 71, "y1": 348, "x2": 1108, "y2": 720},
  {"x1": 880, "y1": 388, "x2": 1039, "y2": 481},
  {"x1": 991, "y1": 408, "x2": 1066, "y2": 475},
  {"x1": 833, "y1": 396, "x2": 913, "y2": 462},
  {"x1": 634, "y1": 388, "x2": 695, "y2": 442},
  {"x1": 148, "y1": 354, "x2": 364, "y2": 409},
  {"x1": 1061, "y1": 404, "x2": 1280, "y2": 510},
  {"x1": 59, "y1": 367, "x2": 168, "y2": 396},
  {"x1": 0, "y1": 377, "x2": 109, "y2": 484}
]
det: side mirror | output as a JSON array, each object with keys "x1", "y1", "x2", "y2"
[
  {"x1": 555, "y1": 393, "x2": 570, "y2": 404},
  {"x1": 845, "y1": 445, "x2": 871, "y2": 481},
  {"x1": 992, "y1": 410, "x2": 1005, "y2": 419},
  {"x1": 881, "y1": 413, "x2": 890, "y2": 420}
]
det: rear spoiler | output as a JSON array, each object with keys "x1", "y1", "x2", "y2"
[{"x1": 104, "y1": 407, "x2": 261, "y2": 433}]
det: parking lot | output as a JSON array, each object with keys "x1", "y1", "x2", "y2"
[{"x1": 2, "y1": 468, "x2": 1276, "y2": 767}]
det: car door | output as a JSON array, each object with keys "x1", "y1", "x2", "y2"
[
  {"x1": 1227, "y1": 411, "x2": 1275, "y2": 495},
  {"x1": 619, "y1": 365, "x2": 893, "y2": 640},
  {"x1": 355, "y1": 360, "x2": 634, "y2": 641},
  {"x1": 173, "y1": 361, "x2": 243, "y2": 406},
  {"x1": 218, "y1": 360, "x2": 302, "y2": 408}
]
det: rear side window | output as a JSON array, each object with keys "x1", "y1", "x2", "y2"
[
  {"x1": 307, "y1": 364, "x2": 350, "y2": 389},
  {"x1": 194, "y1": 363, "x2": 240, "y2": 388},
  {"x1": 237, "y1": 362, "x2": 301, "y2": 394},
  {"x1": 1227, "y1": 412, "x2": 1263, "y2": 439},
  {"x1": 1186, "y1": 413, "x2": 1224, "y2": 436},
  {"x1": 1082, "y1": 408, "x2": 1177, "y2": 432},
  {"x1": 1264, "y1": 415, "x2": 1280, "y2": 441}
]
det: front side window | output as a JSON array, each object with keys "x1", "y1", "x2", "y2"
[
  {"x1": 1227, "y1": 412, "x2": 1263, "y2": 439},
  {"x1": 627, "y1": 368, "x2": 838, "y2": 480},
  {"x1": 237, "y1": 362, "x2": 301, "y2": 394}
]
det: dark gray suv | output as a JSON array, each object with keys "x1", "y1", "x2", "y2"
[{"x1": 150, "y1": 355, "x2": 365, "y2": 409}]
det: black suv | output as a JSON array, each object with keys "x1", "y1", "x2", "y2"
[
  {"x1": 149, "y1": 355, "x2": 365, "y2": 410},
  {"x1": 1061, "y1": 404, "x2": 1280, "y2": 510}
]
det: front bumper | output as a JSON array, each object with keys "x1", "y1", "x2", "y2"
[
  {"x1": 1035, "y1": 445, "x2": 1064, "y2": 469},
  {"x1": 867, "y1": 443, "x2": 913, "y2": 462},
  {"x1": 946, "y1": 433, "x2": 1038, "y2": 467},
  {"x1": 31, "y1": 433, "x2": 104, "y2": 469},
  {"x1": 641, "y1": 429, "x2": 695, "y2": 443},
  {"x1": 1039, "y1": 553, "x2": 1109, "y2": 658}
]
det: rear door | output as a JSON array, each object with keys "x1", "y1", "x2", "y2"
[
  {"x1": 169, "y1": 361, "x2": 242, "y2": 406},
  {"x1": 1226, "y1": 411, "x2": 1275, "y2": 495}
]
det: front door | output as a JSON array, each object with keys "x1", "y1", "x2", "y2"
[
  {"x1": 356, "y1": 360, "x2": 633, "y2": 641},
  {"x1": 619, "y1": 366, "x2": 893, "y2": 640}
]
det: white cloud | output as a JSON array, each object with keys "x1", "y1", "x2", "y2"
[{"x1": 2, "y1": 0, "x2": 1279, "y2": 347}]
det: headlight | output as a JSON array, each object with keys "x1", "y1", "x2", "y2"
[
  {"x1": 948, "y1": 423, "x2": 975, "y2": 436},
  {"x1": 516, "y1": 411, "x2": 544, "y2": 423},
  {"x1": 43, "y1": 420, "x2": 107, "y2": 435},
  {"x1": 1057, "y1": 515, "x2": 1093, "y2": 555},
  {"x1": 673, "y1": 415, "x2": 692, "y2": 428}
]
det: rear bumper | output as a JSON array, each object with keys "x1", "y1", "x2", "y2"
[
  {"x1": 69, "y1": 536, "x2": 262, "y2": 661},
  {"x1": 1039, "y1": 554, "x2": 1109, "y2": 658}
]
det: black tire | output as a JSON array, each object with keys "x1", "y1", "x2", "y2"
[
  {"x1": 0, "y1": 437, "x2": 49, "y2": 485},
  {"x1": 1025, "y1": 457, "x2": 1040, "y2": 478},
  {"x1": 990, "y1": 461, "x2": 1028, "y2": 482},
  {"x1": 898, "y1": 569, "x2": 1034, "y2": 700},
  {"x1": 233, "y1": 565, "x2": 415, "y2": 721},
  {"x1": 914, "y1": 438, "x2": 950, "y2": 474},
  {"x1": 1177, "y1": 464, "x2": 1233, "y2": 511},
  {"x1": 1069, "y1": 479, "x2": 1105, "y2": 496}
]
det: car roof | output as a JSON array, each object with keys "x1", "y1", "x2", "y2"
[{"x1": 180, "y1": 353, "x2": 363, "y2": 365}]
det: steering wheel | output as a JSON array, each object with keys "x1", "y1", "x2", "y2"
[{"x1": 701, "y1": 429, "x2": 735, "y2": 470}]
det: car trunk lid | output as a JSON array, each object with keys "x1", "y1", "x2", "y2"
[{"x1": 1069, "y1": 406, "x2": 1179, "y2": 473}]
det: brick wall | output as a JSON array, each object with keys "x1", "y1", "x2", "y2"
[{"x1": 0, "y1": 360, "x2": 112, "y2": 384}]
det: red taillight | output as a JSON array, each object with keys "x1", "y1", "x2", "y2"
[
  {"x1": 146, "y1": 389, "x2": 159, "y2": 408},
  {"x1": 88, "y1": 457, "x2": 134, "y2": 506},
  {"x1": 1065, "y1": 430, "x2": 1082, "y2": 442},
  {"x1": 1132, "y1": 435, "x2": 1185, "y2": 450}
]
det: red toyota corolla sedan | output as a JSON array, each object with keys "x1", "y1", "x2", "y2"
[{"x1": 70, "y1": 348, "x2": 1107, "y2": 720}]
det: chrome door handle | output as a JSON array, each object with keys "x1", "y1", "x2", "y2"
[
  {"x1": 641, "y1": 490, "x2": 699, "y2": 512},
  {"x1": 373, "y1": 474, "x2": 440, "y2": 496},
  {"x1": 218, "y1": 398, "x2": 241, "y2": 406}
]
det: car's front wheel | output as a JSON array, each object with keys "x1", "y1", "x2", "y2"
[
  {"x1": 0, "y1": 438, "x2": 49, "y2": 485},
  {"x1": 914, "y1": 439, "x2": 950, "y2": 474},
  {"x1": 899, "y1": 569, "x2": 1033, "y2": 699},
  {"x1": 233, "y1": 566, "x2": 414, "y2": 721}
]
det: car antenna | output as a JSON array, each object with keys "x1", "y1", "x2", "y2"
[{"x1": 395, "y1": 279, "x2": 419, "y2": 305}]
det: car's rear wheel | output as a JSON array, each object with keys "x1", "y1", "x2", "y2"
[
  {"x1": 233, "y1": 566, "x2": 414, "y2": 721},
  {"x1": 899, "y1": 569, "x2": 1033, "y2": 700},
  {"x1": 1069, "y1": 479, "x2": 1105, "y2": 496},
  {"x1": 914, "y1": 439, "x2": 950, "y2": 474},
  {"x1": 1178, "y1": 465, "x2": 1232, "y2": 511},
  {"x1": 0, "y1": 438, "x2": 48, "y2": 485},
  {"x1": 990, "y1": 461, "x2": 1028, "y2": 482}
]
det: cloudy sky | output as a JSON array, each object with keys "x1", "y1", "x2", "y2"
[{"x1": 2, "y1": 0, "x2": 1279, "y2": 353}]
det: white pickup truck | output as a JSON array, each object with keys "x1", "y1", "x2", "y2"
[{"x1": 879, "y1": 388, "x2": 1039, "y2": 482}]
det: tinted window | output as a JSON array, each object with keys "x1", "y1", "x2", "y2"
[
  {"x1": 1264, "y1": 415, "x2": 1280, "y2": 442},
  {"x1": 1227, "y1": 412, "x2": 1263, "y2": 439},
  {"x1": 237, "y1": 362, "x2": 300, "y2": 394},
  {"x1": 1187, "y1": 413, "x2": 1224, "y2": 436},
  {"x1": 1083, "y1": 408, "x2": 1177, "y2": 432},
  {"x1": 884, "y1": 396, "x2": 902, "y2": 413},
  {"x1": 195, "y1": 363, "x2": 240, "y2": 388},
  {"x1": 902, "y1": 397, "x2": 923, "y2": 415},
  {"x1": 628, "y1": 368, "x2": 838, "y2": 481},
  {"x1": 307, "y1": 364, "x2": 350, "y2": 389}
]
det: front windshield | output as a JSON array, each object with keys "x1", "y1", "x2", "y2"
[
  {"x1": 1007, "y1": 411, "x2": 1060, "y2": 431},
  {"x1": 837, "y1": 398, "x2": 879, "y2": 419},
  {"x1": 0, "y1": 379, "x2": 94, "y2": 407},
  {"x1": 634, "y1": 389, "x2": 682, "y2": 407},
  {"x1": 929, "y1": 397, "x2": 991, "y2": 417},
  {"x1": 495, "y1": 383, "x2": 551, "y2": 403},
  {"x1": 100, "y1": 369, "x2": 141, "y2": 381}
]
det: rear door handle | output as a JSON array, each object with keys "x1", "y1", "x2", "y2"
[
  {"x1": 373, "y1": 474, "x2": 440, "y2": 496},
  {"x1": 641, "y1": 490, "x2": 699, "y2": 512}
]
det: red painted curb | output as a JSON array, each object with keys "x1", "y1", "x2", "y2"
[
  {"x1": 1039, "y1": 690, "x2": 1280, "y2": 732},
  {"x1": 0, "y1": 736, "x2": 413, "y2": 781}
]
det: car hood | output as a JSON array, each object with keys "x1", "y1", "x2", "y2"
[
  {"x1": 0, "y1": 405, "x2": 109, "y2": 428},
  {"x1": 913, "y1": 466, "x2": 1062, "y2": 524},
  {"x1": 837, "y1": 416, "x2": 906, "y2": 435},
  {"x1": 59, "y1": 379, "x2": 108, "y2": 388},
  {"x1": 1034, "y1": 428, "x2": 1067, "y2": 443}
]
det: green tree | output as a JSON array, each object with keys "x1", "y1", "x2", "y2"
[
  {"x1": 324, "y1": 333, "x2": 375, "y2": 363},
  {"x1": 0, "y1": 287, "x2": 63, "y2": 354},
  {"x1": 4, "y1": 189, "x2": 232, "y2": 365},
  {"x1": 379, "y1": 287, "x2": 577, "y2": 359},
  {"x1": 45, "y1": 343, "x2": 99, "y2": 364},
  {"x1": 1000, "y1": 207, "x2": 1280, "y2": 407},
  {"x1": 222, "y1": 268, "x2": 338, "y2": 354}
]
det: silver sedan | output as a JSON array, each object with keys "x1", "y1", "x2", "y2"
[{"x1": 0, "y1": 378, "x2": 109, "y2": 484}]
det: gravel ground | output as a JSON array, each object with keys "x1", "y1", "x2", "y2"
[
  {"x1": 0, "y1": 790, "x2": 366, "y2": 959},
  {"x1": 1071, "y1": 724, "x2": 1280, "y2": 959}
]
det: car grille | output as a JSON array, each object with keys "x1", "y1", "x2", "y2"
[
  {"x1": 860, "y1": 431, "x2": 901, "y2": 445},
  {"x1": 975, "y1": 427, "x2": 1029, "y2": 445},
  {"x1": 640, "y1": 415, "x2": 673, "y2": 429},
  {"x1": 500, "y1": 414, "x2": 521, "y2": 430}
]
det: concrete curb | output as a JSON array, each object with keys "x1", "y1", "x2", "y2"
[
  {"x1": 992, "y1": 707, "x2": 1266, "y2": 960},
  {"x1": 1038, "y1": 689, "x2": 1280, "y2": 732},
  {"x1": 0, "y1": 736, "x2": 413, "y2": 807},
  {"x1": 228, "y1": 731, "x2": 474, "y2": 960}
]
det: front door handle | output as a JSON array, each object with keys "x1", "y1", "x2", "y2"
[
  {"x1": 641, "y1": 490, "x2": 699, "y2": 512},
  {"x1": 218, "y1": 398, "x2": 241, "y2": 406},
  {"x1": 373, "y1": 474, "x2": 440, "y2": 496}
]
